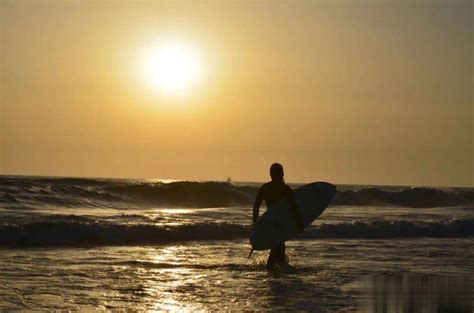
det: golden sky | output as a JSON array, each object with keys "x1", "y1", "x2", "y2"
[{"x1": 1, "y1": 0, "x2": 472, "y2": 186}]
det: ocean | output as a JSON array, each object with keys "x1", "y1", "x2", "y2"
[{"x1": 0, "y1": 176, "x2": 472, "y2": 311}]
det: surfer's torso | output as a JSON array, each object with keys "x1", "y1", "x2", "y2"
[{"x1": 259, "y1": 181, "x2": 293, "y2": 207}]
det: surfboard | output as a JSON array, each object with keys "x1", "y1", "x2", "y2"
[{"x1": 249, "y1": 182, "x2": 336, "y2": 251}]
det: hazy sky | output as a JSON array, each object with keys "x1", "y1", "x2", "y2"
[{"x1": 1, "y1": 0, "x2": 472, "y2": 186}]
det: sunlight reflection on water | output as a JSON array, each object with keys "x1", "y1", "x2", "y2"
[
  {"x1": 0, "y1": 239, "x2": 472, "y2": 311},
  {"x1": 146, "y1": 246, "x2": 207, "y2": 312}
]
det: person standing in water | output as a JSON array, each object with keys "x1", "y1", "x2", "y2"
[{"x1": 252, "y1": 163, "x2": 304, "y2": 270}]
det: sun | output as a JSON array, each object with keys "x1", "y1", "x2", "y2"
[{"x1": 139, "y1": 41, "x2": 203, "y2": 95}]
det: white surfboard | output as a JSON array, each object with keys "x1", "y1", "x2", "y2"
[{"x1": 250, "y1": 182, "x2": 336, "y2": 250}]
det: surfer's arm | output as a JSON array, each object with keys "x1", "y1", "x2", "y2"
[{"x1": 252, "y1": 188, "x2": 264, "y2": 225}]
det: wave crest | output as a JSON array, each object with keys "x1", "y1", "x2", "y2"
[{"x1": 0, "y1": 218, "x2": 471, "y2": 247}]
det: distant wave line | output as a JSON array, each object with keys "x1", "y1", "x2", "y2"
[{"x1": 1, "y1": 177, "x2": 473, "y2": 209}]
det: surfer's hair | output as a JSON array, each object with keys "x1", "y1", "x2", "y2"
[{"x1": 270, "y1": 163, "x2": 284, "y2": 182}]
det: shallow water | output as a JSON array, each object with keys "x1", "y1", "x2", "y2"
[{"x1": 1, "y1": 238, "x2": 472, "y2": 311}]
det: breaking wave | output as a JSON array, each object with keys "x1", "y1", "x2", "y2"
[{"x1": 0, "y1": 218, "x2": 471, "y2": 247}]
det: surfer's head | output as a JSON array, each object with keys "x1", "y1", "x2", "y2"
[{"x1": 270, "y1": 163, "x2": 284, "y2": 182}]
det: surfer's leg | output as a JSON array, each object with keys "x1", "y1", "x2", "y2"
[
  {"x1": 276, "y1": 243, "x2": 286, "y2": 266},
  {"x1": 267, "y1": 248, "x2": 276, "y2": 270},
  {"x1": 267, "y1": 243, "x2": 285, "y2": 269},
  {"x1": 267, "y1": 243, "x2": 287, "y2": 269},
  {"x1": 266, "y1": 247, "x2": 278, "y2": 270}
]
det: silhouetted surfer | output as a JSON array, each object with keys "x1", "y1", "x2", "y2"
[{"x1": 253, "y1": 163, "x2": 304, "y2": 270}]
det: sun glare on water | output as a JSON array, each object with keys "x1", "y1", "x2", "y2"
[{"x1": 139, "y1": 40, "x2": 203, "y2": 95}]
